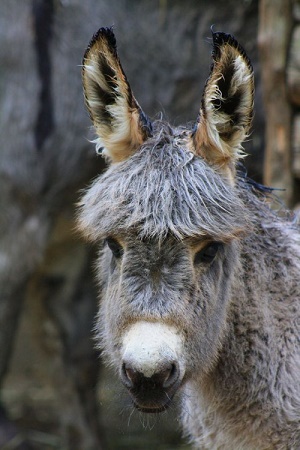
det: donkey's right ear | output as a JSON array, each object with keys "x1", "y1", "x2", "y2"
[{"x1": 82, "y1": 27, "x2": 152, "y2": 163}]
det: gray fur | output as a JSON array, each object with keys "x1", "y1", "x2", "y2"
[
  {"x1": 78, "y1": 29, "x2": 300, "y2": 449},
  {"x1": 78, "y1": 122, "x2": 250, "y2": 241}
]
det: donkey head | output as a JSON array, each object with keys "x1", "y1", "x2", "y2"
[{"x1": 79, "y1": 28, "x2": 254, "y2": 413}]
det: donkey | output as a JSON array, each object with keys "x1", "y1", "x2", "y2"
[{"x1": 78, "y1": 27, "x2": 300, "y2": 449}]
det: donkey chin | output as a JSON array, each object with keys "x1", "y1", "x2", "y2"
[{"x1": 119, "y1": 321, "x2": 185, "y2": 413}]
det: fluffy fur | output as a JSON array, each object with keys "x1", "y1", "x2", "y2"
[
  {"x1": 82, "y1": 27, "x2": 152, "y2": 162},
  {"x1": 193, "y1": 32, "x2": 254, "y2": 181},
  {"x1": 78, "y1": 28, "x2": 300, "y2": 449},
  {"x1": 77, "y1": 122, "x2": 251, "y2": 242}
]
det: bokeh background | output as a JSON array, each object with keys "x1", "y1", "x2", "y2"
[{"x1": 0, "y1": 1, "x2": 300, "y2": 449}]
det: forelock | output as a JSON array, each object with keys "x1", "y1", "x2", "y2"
[{"x1": 78, "y1": 122, "x2": 251, "y2": 241}]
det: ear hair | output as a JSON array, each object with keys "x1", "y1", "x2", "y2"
[
  {"x1": 192, "y1": 31, "x2": 254, "y2": 179},
  {"x1": 82, "y1": 27, "x2": 152, "y2": 163}
]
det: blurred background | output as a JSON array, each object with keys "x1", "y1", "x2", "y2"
[{"x1": 0, "y1": 0, "x2": 299, "y2": 449}]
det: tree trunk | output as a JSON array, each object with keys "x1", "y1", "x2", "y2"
[{"x1": 258, "y1": 0, "x2": 294, "y2": 204}]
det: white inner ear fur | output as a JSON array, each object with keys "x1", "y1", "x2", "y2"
[
  {"x1": 193, "y1": 50, "x2": 253, "y2": 181},
  {"x1": 84, "y1": 56, "x2": 145, "y2": 163},
  {"x1": 232, "y1": 55, "x2": 252, "y2": 87},
  {"x1": 206, "y1": 56, "x2": 252, "y2": 152}
]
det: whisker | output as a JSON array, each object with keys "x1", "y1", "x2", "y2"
[{"x1": 127, "y1": 408, "x2": 135, "y2": 427}]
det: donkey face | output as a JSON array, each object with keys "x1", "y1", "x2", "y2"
[{"x1": 79, "y1": 28, "x2": 254, "y2": 413}]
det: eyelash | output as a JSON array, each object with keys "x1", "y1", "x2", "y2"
[
  {"x1": 105, "y1": 237, "x2": 124, "y2": 259},
  {"x1": 105, "y1": 237, "x2": 222, "y2": 265},
  {"x1": 193, "y1": 242, "x2": 223, "y2": 265}
]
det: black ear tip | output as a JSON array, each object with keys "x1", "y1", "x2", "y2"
[
  {"x1": 212, "y1": 30, "x2": 237, "y2": 48},
  {"x1": 96, "y1": 26, "x2": 117, "y2": 49},
  {"x1": 84, "y1": 26, "x2": 117, "y2": 61},
  {"x1": 210, "y1": 29, "x2": 252, "y2": 71}
]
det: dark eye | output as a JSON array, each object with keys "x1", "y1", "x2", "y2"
[
  {"x1": 194, "y1": 242, "x2": 222, "y2": 265},
  {"x1": 106, "y1": 237, "x2": 124, "y2": 259}
]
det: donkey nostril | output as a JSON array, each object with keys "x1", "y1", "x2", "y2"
[
  {"x1": 121, "y1": 361, "x2": 180, "y2": 390},
  {"x1": 121, "y1": 362, "x2": 136, "y2": 388},
  {"x1": 161, "y1": 363, "x2": 179, "y2": 388},
  {"x1": 125, "y1": 366, "x2": 137, "y2": 384}
]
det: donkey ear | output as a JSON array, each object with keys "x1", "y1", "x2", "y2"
[
  {"x1": 82, "y1": 28, "x2": 152, "y2": 163},
  {"x1": 192, "y1": 32, "x2": 254, "y2": 177}
]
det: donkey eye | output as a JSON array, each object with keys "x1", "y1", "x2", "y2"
[
  {"x1": 194, "y1": 242, "x2": 222, "y2": 265},
  {"x1": 106, "y1": 237, "x2": 124, "y2": 259}
]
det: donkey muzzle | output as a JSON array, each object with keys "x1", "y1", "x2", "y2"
[{"x1": 120, "y1": 321, "x2": 184, "y2": 413}]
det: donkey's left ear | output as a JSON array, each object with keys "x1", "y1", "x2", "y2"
[
  {"x1": 82, "y1": 27, "x2": 152, "y2": 163},
  {"x1": 192, "y1": 32, "x2": 254, "y2": 178}
]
